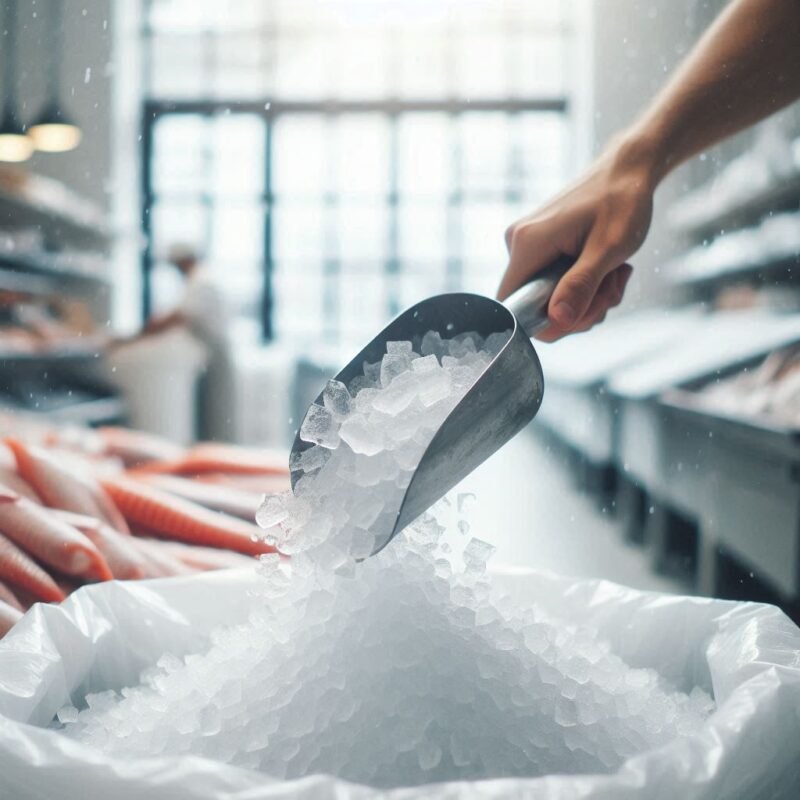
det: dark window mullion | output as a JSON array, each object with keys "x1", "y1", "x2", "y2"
[
  {"x1": 386, "y1": 113, "x2": 400, "y2": 317},
  {"x1": 203, "y1": 110, "x2": 215, "y2": 262},
  {"x1": 262, "y1": 112, "x2": 273, "y2": 340},
  {"x1": 445, "y1": 112, "x2": 463, "y2": 293},
  {"x1": 507, "y1": 111, "x2": 523, "y2": 207},
  {"x1": 322, "y1": 115, "x2": 339, "y2": 343}
]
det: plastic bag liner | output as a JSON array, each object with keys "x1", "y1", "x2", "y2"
[{"x1": 1, "y1": 566, "x2": 799, "y2": 800}]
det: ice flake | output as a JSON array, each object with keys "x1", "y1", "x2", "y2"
[{"x1": 299, "y1": 404, "x2": 340, "y2": 449}]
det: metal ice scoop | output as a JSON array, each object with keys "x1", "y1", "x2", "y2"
[{"x1": 290, "y1": 255, "x2": 573, "y2": 556}]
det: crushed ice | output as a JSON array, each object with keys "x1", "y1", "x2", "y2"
[{"x1": 59, "y1": 330, "x2": 715, "y2": 789}]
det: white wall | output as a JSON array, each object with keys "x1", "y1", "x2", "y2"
[
  {"x1": 109, "y1": 0, "x2": 144, "y2": 332},
  {"x1": 591, "y1": 0, "x2": 714, "y2": 307},
  {"x1": 592, "y1": 0, "x2": 800, "y2": 309},
  {"x1": 8, "y1": 0, "x2": 145, "y2": 329},
  {"x1": 14, "y1": 0, "x2": 112, "y2": 211}
]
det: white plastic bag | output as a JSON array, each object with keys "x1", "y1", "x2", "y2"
[
  {"x1": 1, "y1": 566, "x2": 799, "y2": 800},
  {"x1": 107, "y1": 328, "x2": 207, "y2": 445}
]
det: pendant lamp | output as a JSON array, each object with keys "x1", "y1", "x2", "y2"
[
  {"x1": 0, "y1": 0, "x2": 34, "y2": 162},
  {"x1": 28, "y1": 0, "x2": 82, "y2": 153}
]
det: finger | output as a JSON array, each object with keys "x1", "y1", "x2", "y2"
[
  {"x1": 497, "y1": 222, "x2": 565, "y2": 301},
  {"x1": 546, "y1": 242, "x2": 625, "y2": 331},
  {"x1": 504, "y1": 223, "x2": 516, "y2": 253},
  {"x1": 534, "y1": 263, "x2": 632, "y2": 342},
  {"x1": 575, "y1": 262, "x2": 633, "y2": 326},
  {"x1": 533, "y1": 324, "x2": 566, "y2": 343}
]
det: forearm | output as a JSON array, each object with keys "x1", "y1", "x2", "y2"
[
  {"x1": 142, "y1": 311, "x2": 185, "y2": 337},
  {"x1": 619, "y1": 0, "x2": 800, "y2": 185}
]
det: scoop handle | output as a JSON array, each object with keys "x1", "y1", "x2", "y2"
[{"x1": 502, "y1": 255, "x2": 575, "y2": 337}]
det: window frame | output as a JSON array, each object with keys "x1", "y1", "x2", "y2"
[{"x1": 141, "y1": 96, "x2": 569, "y2": 341}]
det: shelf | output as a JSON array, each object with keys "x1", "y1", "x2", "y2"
[
  {"x1": 667, "y1": 208, "x2": 800, "y2": 289},
  {"x1": 662, "y1": 390, "x2": 800, "y2": 456},
  {"x1": 0, "y1": 250, "x2": 108, "y2": 290},
  {"x1": 0, "y1": 395, "x2": 126, "y2": 427},
  {"x1": 48, "y1": 396, "x2": 126, "y2": 426},
  {"x1": 669, "y1": 171, "x2": 800, "y2": 239},
  {"x1": 669, "y1": 252, "x2": 799, "y2": 289},
  {"x1": 0, "y1": 265, "x2": 53, "y2": 295},
  {"x1": 0, "y1": 347, "x2": 104, "y2": 366},
  {"x1": 0, "y1": 167, "x2": 111, "y2": 251},
  {"x1": 608, "y1": 310, "x2": 800, "y2": 400}
]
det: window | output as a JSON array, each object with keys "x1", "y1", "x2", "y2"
[{"x1": 143, "y1": 0, "x2": 578, "y2": 347}]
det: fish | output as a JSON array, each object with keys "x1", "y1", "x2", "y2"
[
  {"x1": 0, "y1": 486, "x2": 113, "y2": 582},
  {"x1": 52, "y1": 511, "x2": 151, "y2": 581},
  {"x1": 129, "y1": 537, "x2": 199, "y2": 577},
  {"x1": 0, "y1": 530, "x2": 65, "y2": 603},
  {"x1": 98, "y1": 426, "x2": 185, "y2": 468},
  {"x1": 0, "y1": 579, "x2": 23, "y2": 610},
  {"x1": 0, "y1": 598, "x2": 22, "y2": 638},
  {"x1": 0, "y1": 467, "x2": 41, "y2": 503},
  {"x1": 135, "y1": 442, "x2": 289, "y2": 477},
  {"x1": 5, "y1": 438, "x2": 130, "y2": 534},
  {"x1": 0, "y1": 443, "x2": 17, "y2": 471},
  {"x1": 194, "y1": 472, "x2": 291, "y2": 495},
  {"x1": 100, "y1": 475, "x2": 277, "y2": 557},
  {"x1": 133, "y1": 473, "x2": 262, "y2": 521},
  {"x1": 152, "y1": 540, "x2": 257, "y2": 571}
]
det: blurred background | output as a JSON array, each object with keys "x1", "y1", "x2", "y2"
[{"x1": 0, "y1": 1, "x2": 799, "y2": 615}]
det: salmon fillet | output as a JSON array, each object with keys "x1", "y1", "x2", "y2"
[
  {"x1": 0, "y1": 486, "x2": 113, "y2": 582},
  {"x1": 101, "y1": 475, "x2": 278, "y2": 557}
]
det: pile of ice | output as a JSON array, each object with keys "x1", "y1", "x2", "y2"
[
  {"x1": 258, "y1": 329, "x2": 512, "y2": 562},
  {"x1": 58, "y1": 330, "x2": 715, "y2": 789}
]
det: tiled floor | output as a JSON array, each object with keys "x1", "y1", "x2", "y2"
[{"x1": 455, "y1": 427, "x2": 681, "y2": 595}]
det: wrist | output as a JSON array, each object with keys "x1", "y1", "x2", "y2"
[{"x1": 607, "y1": 125, "x2": 669, "y2": 190}]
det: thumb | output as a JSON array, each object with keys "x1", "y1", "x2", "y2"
[
  {"x1": 547, "y1": 246, "x2": 619, "y2": 330},
  {"x1": 498, "y1": 224, "x2": 564, "y2": 301}
]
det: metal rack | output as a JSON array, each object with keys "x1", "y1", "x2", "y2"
[
  {"x1": 661, "y1": 393, "x2": 800, "y2": 600},
  {"x1": 0, "y1": 167, "x2": 111, "y2": 251},
  {"x1": 666, "y1": 135, "x2": 800, "y2": 292},
  {"x1": 669, "y1": 171, "x2": 800, "y2": 240},
  {"x1": 0, "y1": 169, "x2": 119, "y2": 427},
  {"x1": 534, "y1": 307, "x2": 800, "y2": 618}
]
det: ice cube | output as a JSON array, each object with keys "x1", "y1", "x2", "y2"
[
  {"x1": 322, "y1": 379, "x2": 352, "y2": 419},
  {"x1": 362, "y1": 360, "x2": 382, "y2": 384},
  {"x1": 299, "y1": 404, "x2": 340, "y2": 449},
  {"x1": 447, "y1": 336, "x2": 477, "y2": 358},
  {"x1": 420, "y1": 330, "x2": 444, "y2": 358},
  {"x1": 56, "y1": 705, "x2": 79, "y2": 724},
  {"x1": 339, "y1": 415, "x2": 384, "y2": 456},
  {"x1": 457, "y1": 493, "x2": 476, "y2": 513},
  {"x1": 463, "y1": 537, "x2": 496, "y2": 573},
  {"x1": 484, "y1": 331, "x2": 510, "y2": 357},
  {"x1": 299, "y1": 445, "x2": 330, "y2": 473},
  {"x1": 256, "y1": 492, "x2": 290, "y2": 528},
  {"x1": 380, "y1": 353, "x2": 411, "y2": 387},
  {"x1": 412, "y1": 354, "x2": 439, "y2": 374},
  {"x1": 417, "y1": 369, "x2": 452, "y2": 407},
  {"x1": 386, "y1": 340, "x2": 413, "y2": 355},
  {"x1": 350, "y1": 393, "x2": 381, "y2": 423},
  {"x1": 346, "y1": 375, "x2": 369, "y2": 395},
  {"x1": 372, "y1": 372, "x2": 418, "y2": 415},
  {"x1": 348, "y1": 528, "x2": 377, "y2": 559}
]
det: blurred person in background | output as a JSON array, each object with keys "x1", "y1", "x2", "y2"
[
  {"x1": 111, "y1": 245, "x2": 233, "y2": 440},
  {"x1": 499, "y1": 0, "x2": 800, "y2": 341},
  {"x1": 131, "y1": 245, "x2": 228, "y2": 350}
]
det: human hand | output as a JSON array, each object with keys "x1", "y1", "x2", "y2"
[{"x1": 498, "y1": 142, "x2": 656, "y2": 341}]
